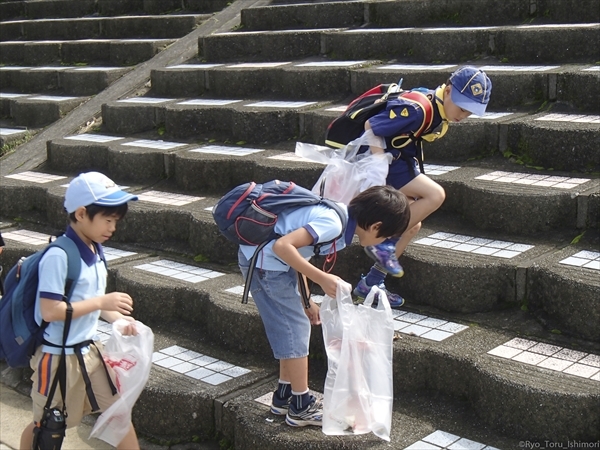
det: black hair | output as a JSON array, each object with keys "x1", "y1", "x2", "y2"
[
  {"x1": 348, "y1": 185, "x2": 410, "y2": 238},
  {"x1": 68, "y1": 203, "x2": 128, "y2": 223}
]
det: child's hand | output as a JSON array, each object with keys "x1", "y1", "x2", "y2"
[
  {"x1": 319, "y1": 273, "x2": 342, "y2": 299},
  {"x1": 304, "y1": 299, "x2": 321, "y2": 325},
  {"x1": 117, "y1": 316, "x2": 138, "y2": 336},
  {"x1": 100, "y1": 292, "x2": 133, "y2": 315}
]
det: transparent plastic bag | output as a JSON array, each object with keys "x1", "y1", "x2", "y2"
[
  {"x1": 295, "y1": 130, "x2": 391, "y2": 205},
  {"x1": 321, "y1": 281, "x2": 394, "y2": 441},
  {"x1": 90, "y1": 319, "x2": 154, "y2": 446}
]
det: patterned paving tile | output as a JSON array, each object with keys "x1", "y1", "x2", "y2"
[
  {"x1": 152, "y1": 344, "x2": 250, "y2": 385},
  {"x1": 295, "y1": 61, "x2": 366, "y2": 67},
  {"x1": 424, "y1": 164, "x2": 460, "y2": 175},
  {"x1": 166, "y1": 64, "x2": 224, "y2": 69},
  {"x1": 559, "y1": 250, "x2": 600, "y2": 270},
  {"x1": 5, "y1": 171, "x2": 66, "y2": 183},
  {"x1": 423, "y1": 26, "x2": 496, "y2": 31},
  {"x1": 134, "y1": 259, "x2": 223, "y2": 283},
  {"x1": 65, "y1": 134, "x2": 124, "y2": 143},
  {"x1": 103, "y1": 246, "x2": 137, "y2": 262},
  {"x1": 475, "y1": 171, "x2": 590, "y2": 189},
  {"x1": 478, "y1": 65, "x2": 559, "y2": 71},
  {"x1": 393, "y1": 311, "x2": 468, "y2": 341},
  {"x1": 2, "y1": 229, "x2": 51, "y2": 246},
  {"x1": 488, "y1": 338, "x2": 600, "y2": 380},
  {"x1": 0, "y1": 66, "x2": 31, "y2": 71},
  {"x1": 137, "y1": 190, "x2": 203, "y2": 206},
  {"x1": 0, "y1": 128, "x2": 26, "y2": 135},
  {"x1": 72, "y1": 67, "x2": 124, "y2": 71},
  {"x1": 224, "y1": 285, "x2": 252, "y2": 298},
  {"x1": 96, "y1": 320, "x2": 113, "y2": 343},
  {"x1": 535, "y1": 113, "x2": 600, "y2": 124},
  {"x1": 469, "y1": 112, "x2": 513, "y2": 120},
  {"x1": 188, "y1": 145, "x2": 264, "y2": 156},
  {"x1": 583, "y1": 66, "x2": 600, "y2": 72},
  {"x1": 325, "y1": 105, "x2": 348, "y2": 112},
  {"x1": 29, "y1": 95, "x2": 78, "y2": 101},
  {"x1": 345, "y1": 27, "x2": 413, "y2": 33},
  {"x1": 267, "y1": 152, "x2": 325, "y2": 164},
  {"x1": 0, "y1": 93, "x2": 31, "y2": 98},
  {"x1": 121, "y1": 139, "x2": 186, "y2": 150},
  {"x1": 245, "y1": 101, "x2": 317, "y2": 108},
  {"x1": 177, "y1": 99, "x2": 242, "y2": 106},
  {"x1": 414, "y1": 232, "x2": 534, "y2": 259},
  {"x1": 405, "y1": 429, "x2": 499, "y2": 450},
  {"x1": 517, "y1": 23, "x2": 597, "y2": 29},
  {"x1": 117, "y1": 97, "x2": 172, "y2": 104},
  {"x1": 227, "y1": 62, "x2": 290, "y2": 68},
  {"x1": 378, "y1": 64, "x2": 456, "y2": 70},
  {"x1": 30, "y1": 66, "x2": 73, "y2": 71}
]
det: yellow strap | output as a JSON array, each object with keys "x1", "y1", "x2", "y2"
[{"x1": 421, "y1": 85, "x2": 449, "y2": 142}]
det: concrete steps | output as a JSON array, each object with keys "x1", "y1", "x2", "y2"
[
  {"x1": 0, "y1": 38, "x2": 177, "y2": 66},
  {"x1": 0, "y1": 14, "x2": 211, "y2": 41},
  {"x1": 97, "y1": 96, "x2": 600, "y2": 172},
  {"x1": 0, "y1": 0, "x2": 231, "y2": 21},
  {"x1": 1, "y1": 0, "x2": 599, "y2": 446},
  {"x1": 149, "y1": 61, "x2": 600, "y2": 111},
  {"x1": 0, "y1": 225, "x2": 598, "y2": 443},
  {"x1": 0, "y1": 92, "x2": 89, "y2": 127},
  {"x1": 1, "y1": 173, "x2": 598, "y2": 341},
  {"x1": 0, "y1": 65, "x2": 133, "y2": 96},
  {"x1": 200, "y1": 24, "x2": 600, "y2": 64},
  {"x1": 243, "y1": 0, "x2": 600, "y2": 30},
  {"x1": 44, "y1": 134, "x2": 599, "y2": 233}
]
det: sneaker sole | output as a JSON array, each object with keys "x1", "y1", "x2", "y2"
[{"x1": 285, "y1": 416, "x2": 322, "y2": 427}]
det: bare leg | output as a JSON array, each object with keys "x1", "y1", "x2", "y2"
[
  {"x1": 399, "y1": 174, "x2": 445, "y2": 232},
  {"x1": 116, "y1": 424, "x2": 139, "y2": 450},
  {"x1": 395, "y1": 222, "x2": 422, "y2": 258},
  {"x1": 20, "y1": 423, "x2": 35, "y2": 450},
  {"x1": 280, "y1": 357, "x2": 309, "y2": 392}
]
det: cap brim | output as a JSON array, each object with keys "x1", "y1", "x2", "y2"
[
  {"x1": 94, "y1": 190, "x2": 138, "y2": 207},
  {"x1": 451, "y1": 88, "x2": 488, "y2": 117}
]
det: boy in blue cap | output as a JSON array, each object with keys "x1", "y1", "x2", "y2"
[
  {"x1": 239, "y1": 185, "x2": 410, "y2": 427},
  {"x1": 20, "y1": 171, "x2": 142, "y2": 450},
  {"x1": 353, "y1": 66, "x2": 492, "y2": 306}
]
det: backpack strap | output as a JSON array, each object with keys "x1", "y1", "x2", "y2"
[{"x1": 241, "y1": 199, "x2": 348, "y2": 309}]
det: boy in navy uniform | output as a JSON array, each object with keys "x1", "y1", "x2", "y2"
[
  {"x1": 354, "y1": 66, "x2": 492, "y2": 306},
  {"x1": 20, "y1": 172, "x2": 141, "y2": 450},
  {"x1": 238, "y1": 185, "x2": 411, "y2": 427}
]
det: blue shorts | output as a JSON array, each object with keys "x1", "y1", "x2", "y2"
[
  {"x1": 386, "y1": 157, "x2": 420, "y2": 189},
  {"x1": 238, "y1": 250, "x2": 311, "y2": 360}
]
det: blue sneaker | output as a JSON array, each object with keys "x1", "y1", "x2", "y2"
[
  {"x1": 270, "y1": 391, "x2": 291, "y2": 416},
  {"x1": 352, "y1": 276, "x2": 405, "y2": 308},
  {"x1": 364, "y1": 242, "x2": 404, "y2": 277},
  {"x1": 285, "y1": 395, "x2": 323, "y2": 427}
]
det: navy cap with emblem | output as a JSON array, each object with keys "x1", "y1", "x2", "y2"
[{"x1": 449, "y1": 66, "x2": 492, "y2": 117}]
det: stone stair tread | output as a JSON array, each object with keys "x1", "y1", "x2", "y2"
[{"x1": 201, "y1": 23, "x2": 600, "y2": 64}]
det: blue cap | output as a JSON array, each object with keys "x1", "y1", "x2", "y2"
[
  {"x1": 64, "y1": 171, "x2": 138, "y2": 213},
  {"x1": 449, "y1": 66, "x2": 492, "y2": 116}
]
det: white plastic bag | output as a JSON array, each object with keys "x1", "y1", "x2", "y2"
[
  {"x1": 321, "y1": 281, "x2": 394, "y2": 441},
  {"x1": 90, "y1": 319, "x2": 154, "y2": 446},
  {"x1": 295, "y1": 129, "x2": 392, "y2": 205}
]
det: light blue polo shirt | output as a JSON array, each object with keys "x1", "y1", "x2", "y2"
[
  {"x1": 239, "y1": 203, "x2": 350, "y2": 272},
  {"x1": 35, "y1": 227, "x2": 107, "y2": 355}
]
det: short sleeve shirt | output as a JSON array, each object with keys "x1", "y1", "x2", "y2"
[
  {"x1": 36, "y1": 228, "x2": 107, "y2": 354},
  {"x1": 239, "y1": 203, "x2": 348, "y2": 272}
]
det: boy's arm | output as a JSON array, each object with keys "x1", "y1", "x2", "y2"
[
  {"x1": 272, "y1": 228, "x2": 341, "y2": 298},
  {"x1": 39, "y1": 292, "x2": 133, "y2": 323}
]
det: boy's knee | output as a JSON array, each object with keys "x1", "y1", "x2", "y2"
[
  {"x1": 432, "y1": 184, "x2": 446, "y2": 207},
  {"x1": 406, "y1": 222, "x2": 421, "y2": 237}
]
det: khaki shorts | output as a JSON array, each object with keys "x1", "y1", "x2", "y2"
[{"x1": 30, "y1": 343, "x2": 120, "y2": 428}]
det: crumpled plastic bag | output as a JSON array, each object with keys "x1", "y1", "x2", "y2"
[
  {"x1": 295, "y1": 129, "x2": 392, "y2": 205},
  {"x1": 321, "y1": 280, "x2": 394, "y2": 441},
  {"x1": 90, "y1": 319, "x2": 154, "y2": 446}
]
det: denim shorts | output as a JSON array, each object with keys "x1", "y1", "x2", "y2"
[{"x1": 239, "y1": 250, "x2": 311, "y2": 360}]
